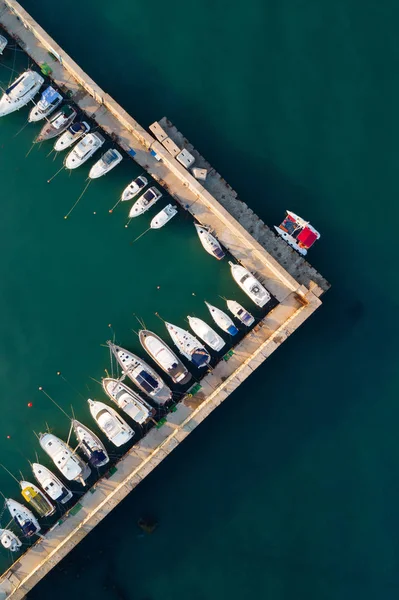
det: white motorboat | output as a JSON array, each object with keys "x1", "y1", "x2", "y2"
[
  {"x1": 28, "y1": 85, "x2": 62, "y2": 122},
  {"x1": 32, "y1": 463, "x2": 73, "y2": 504},
  {"x1": 205, "y1": 301, "x2": 239, "y2": 335},
  {"x1": 139, "y1": 330, "x2": 192, "y2": 385},
  {"x1": 108, "y1": 342, "x2": 172, "y2": 404},
  {"x1": 72, "y1": 420, "x2": 109, "y2": 468},
  {"x1": 0, "y1": 529, "x2": 21, "y2": 552},
  {"x1": 121, "y1": 175, "x2": 147, "y2": 201},
  {"x1": 53, "y1": 121, "x2": 90, "y2": 151},
  {"x1": 187, "y1": 316, "x2": 225, "y2": 352},
  {"x1": 226, "y1": 300, "x2": 255, "y2": 326},
  {"x1": 228, "y1": 262, "x2": 271, "y2": 307},
  {"x1": 39, "y1": 433, "x2": 91, "y2": 484},
  {"x1": 150, "y1": 204, "x2": 178, "y2": 229},
  {"x1": 64, "y1": 132, "x2": 105, "y2": 169},
  {"x1": 165, "y1": 322, "x2": 211, "y2": 368},
  {"x1": 6, "y1": 499, "x2": 40, "y2": 538},
  {"x1": 0, "y1": 70, "x2": 44, "y2": 117},
  {"x1": 88, "y1": 148, "x2": 123, "y2": 179},
  {"x1": 128, "y1": 187, "x2": 162, "y2": 218},
  {"x1": 88, "y1": 399, "x2": 134, "y2": 447},
  {"x1": 275, "y1": 211, "x2": 320, "y2": 256},
  {"x1": 35, "y1": 104, "x2": 77, "y2": 142},
  {"x1": 102, "y1": 378, "x2": 154, "y2": 425},
  {"x1": 194, "y1": 224, "x2": 225, "y2": 260},
  {"x1": 20, "y1": 481, "x2": 55, "y2": 518},
  {"x1": 0, "y1": 35, "x2": 8, "y2": 55}
]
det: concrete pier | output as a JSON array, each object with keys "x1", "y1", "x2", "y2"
[{"x1": 0, "y1": 2, "x2": 328, "y2": 598}]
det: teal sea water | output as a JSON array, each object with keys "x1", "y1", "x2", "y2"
[{"x1": 0, "y1": 0, "x2": 398, "y2": 598}]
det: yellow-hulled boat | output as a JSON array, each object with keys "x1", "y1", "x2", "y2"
[{"x1": 20, "y1": 481, "x2": 55, "y2": 518}]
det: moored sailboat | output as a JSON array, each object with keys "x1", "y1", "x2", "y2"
[
  {"x1": 32, "y1": 463, "x2": 73, "y2": 504},
  {"x1": 19, "y1": 481, "x2": 55, "y2": 517},
  {"x1": 228, "y1": 262, "x2": 271, "y2": 307},
  {"x1": 88, "y1": 399, "x2": 134, "y2": 447},
  {"x1": 165, "y1": 322, "x2": 211, "y2": 368},
  {"x1": 6, "y1": 499, "x2": 40, "y2": 538},
  {"x1": 39, "y1": 433, "x2": 91, "y2": 484},
  {"x1": 205, "y1": 301, "x2": 239, "y2": 335},
  {"x1": 139, "y1": 330, "x2": 192, "y2": 385},
  {"x1": 35, "y1": 105, "x2": 77, "y2": 142},
  {"x1": 187, "y1": 316, "x2": 225, "y2": 351},
  {"x1": 226, "y1": 300, "x2": 255, "y2": 326},
  {"x1": 72, "y1": 420, "x2": 109, "y2": 468},
  {"x1": 194, "y1": 224, "x2": 225, "y2": 260},
  {"x1": 102, "y1": 378, "x2": 155, "y2": 425}
]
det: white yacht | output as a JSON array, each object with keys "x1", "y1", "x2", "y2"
[
  {"x1": 139, "y1": 330, "x2": 192, "y2": 385},
  {"x1": 275, "y1": 211, "x2": 320, "y2": 256},
  {"x1": 102, "y1": 378, "x2": 154, "y2": 425},
  {"x1": 28, "y1": 85, "x2": 62, "y2": 122},
  {"x1": 35, "y1": 105, "x2": 77, "y2": 142},
  {"x1": 194, "y1": 224, "x2": 225, "y2": 260},
  {"x1": 121, "y1": 175, "x2": 147, "y2": 201},
  {"x1": 72, "y1": 420, "x2": 109, "y2": 468},
  {"x1": 228, "y1": 262, "x2": 271, "y2": 307},
  {"x1": 54, "y1": 121, "x2": 90, "y2": 151},
  {"x1": 88, "y1": 399, "x2": 134, "y2": 447},
  {"x1": 6, "y1": 499, "x2": 40, "y2": 538},
  {"x1": 0, "y1": 529, "x2": 21, "y2": 552},
  {"x1": 0, "y1": 35, "x2": 8, "y2": 55},
  {"x1": 128, "y1": 187, "x2": 162, "y2": 218},
  {"x1": 187, "y1": 316, "x2": 225, "y2": 351},
  {"x1": 108, "y1": 342, "x2": 172, "y2": 404},
  {"x1": 0, "y1": 70, "x2": 44, "y2": 117},
  {"x1": 165, "y1": 322, "x2": 211, "y2": 368},
  {"x1": 205, "y1": 301, "x2": 239, "y2": 335},
  {"x1": 150, "y1": 204, "x2": 178, "y2": 229},
  {"x1": 226, "y1": 300, "x2": 255, "y2": 326},
  {"x1": 64, "y1": 132, "x2": 105, "y2": 169},
  {"x1": 39, "y1": 432, "x2": 91, "y2": 484},
  {"x1": 88, "y1": 148, "x2": 123, "y2": 179},
  {"x1": 20, "y1": 481, "x2": 55, "y2": 518},
  {"x1": 32, "y1": 463, "x2": 73, "y2": 504}
]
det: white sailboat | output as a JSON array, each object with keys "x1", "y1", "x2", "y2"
[
  {"x1": 187, "y1": 316, "x2": 225, "y2": 351},
  {"x1": 39, "y1": 433, "x2": 91, "y2": 484},
  {"x1": 228, "y1": 262, "x2": 271, "y2": 307},
  {"x1": 0, "y1": 35, "x2": 8, "y2": 55},
  {"x1": 88, "y1": 148, "x2": 123, "y2": 179},
  {"x1": 6, "y1": 499, "x2": 40, "y2": 538},
  {"x1": 88, "y1": 399, "x2": 134, "y2": 447},
  {"x1": 150, "y1": 204, "x2": 178, "y2": 229},
  {"x1": 28, "y1": 85, "x2": 62, "y2": 122},
  {"x1": 0, "y1": 70, "x2": 44, "y2": 117},
  {"x1": 139, "y1": 330, "x2": 192, "y2": 385},
  {"x1": 102, "y1": 378, "x2": 154, "y2": 425},
  {"x1": 128, "y1": 187, "x2": 162, "y2": 218},
  {"x1": 165, "y1": 322, "x2": 211, "y2": 368},
  {"x1": 194, "y1": 224, "x2": 225, "y2": 260},
  {"x1": 53, "y1": 121, "x2": 90, "y2": 151},
  {"x1": 19, "y1": 481, "x2": 55, "y2": 517},
  {"x1": 205, "y1": 301, "x2": 239, "y2": 335},
  {"x1": 0, "y1": 529, "x2": 21, "y2": 552},
  {"x1": 32, "y1": 463, "x2": 73, "y2": 504},
  {"x1": 64, "y1": 132, "x2": 105, "y2": 169},
  {"x1": 35, "y1": 105, "x2": 77, "y2": 142},
  {"x1": 226, "y1": 300, "x2": 255, "y2": 326},
  {"x1": 108, "y1": 342, "x2": 172, "y2": 404},
  {"x1": 72, "y1": 420, "x2": 109, "y2": 468},
  {"x1": 121, "y1": 175, "x2": 148, "y2": 201}
]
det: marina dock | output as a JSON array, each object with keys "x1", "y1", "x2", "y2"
[{"x1": 0, "y1": 1, "x2": 329, "y2": 598}]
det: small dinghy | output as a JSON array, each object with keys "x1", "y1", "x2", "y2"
[
  {"x1": 35, "y1": 104, "x2": 77, "y2": 142},
  {"x1": 165, "y1": 322, "x2": 211, "y2": 368},
  {"x1": 0, "y1": 70, "x2": 44, "y2": 117},
  {"x1": 28, "y1": 85, "x2": 62, "y2": 122},
  {"x1": 65, "y1": 132, "x2": 105, "y2": 169},
  {"x1": 187, "y1": 317, "x2": 225, "y2": 352},
  {"x1": 88, "y1": 148, "x2": 123, "y2": 179},
  {"x1": 72, "y1": 420, "x2": 109, "y2": 468},
  {"x1": 228, "y1": 262, "x2": 271, "y2": 307},
  {"x1": 88, "y1": 399, "x2": 134, "y2": 447},
  {"x1": 128, "y1": 187, "x2": 162, "y2": 218},
  {"x1": 32, "y1": 463, "x2": 72, "y2": 504},
  {"x1": 226, "y1": 300, "x2": 255, "y2": 326},
  {"x1": 205, "y1": 301, "x2": 239, "y2": 335},
  {"x1": 108, "y1": 342, "x2": 172, "y2": 404},
  {"x1": 39, "y1": 433, "x2": 91, "y2": 484},
  {"x1": 150, "y1": 204, "x2": 178, "y2": 229},
  {"x1": 102, "y1": 378, "x2": 155, "y2": 425},
  {"x1": 139, "y1": 330, "x2": 192, "y2": 385},
  {"x1": 53, "y1": 121, "x2": 90, "y2": 151},
  {"x1": 0, "y1": 35, "x2": 8, "y2": 55},
  {"x1": 20, "y1": 481, "x2": 55, "y2": 517},
  {"x1": 6, "y1": 499, "x2": 40, "y2": 538},
  {"x1": 0, "y1": 529, "x2": 21, "y2": 552},
  {"x1": 121, "y1": 175, "x2": 147, "y2": 201},
  {"x1": 194, "y1": 224, "x2": 225, "y2": 260}
]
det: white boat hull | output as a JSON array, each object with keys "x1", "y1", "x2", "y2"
[
  {"x1": 165, "y1": 322, "x2": 211, "y2": 368},
  {"x1": 0, "y1": 70, "x2": 44, "y2": 117},
  {"x1": 139, "y1": 330, "x2": 192, "y2": 385},
  {"x1": 102, "y1": 378, "x2": 154, "y2": 424},
  {"x1": 128, "y1": 187, "x2": 162, "y2": 217},
  {"x1": 89, "y1": 149, "x2": 123, "y2": 179},
  {"x1": 194, "y1": 224, "x2": 225, "y2": 260},
  {"x1": 0, "y1": 35, "x2": 7, "y2": 55},
  {"x1": 54, "y1": 121, "x2": 90, "y2": 151},
  {"x1": 0, "y1": 529, "x2": 21, "y2": 552},
  {"x1": 121, "y1": 176, "x2": 148, "y2": 201},
  {"x1": 229, "y1": 262, "x2": 271, "y2": 307},
  {"x1": 73, "y1": 420, "x2": 109, "y2": 467},
  {"x1": 88, "y1": 399, "x2": 134, "y2": 447},
  {"x1": 32, "y1": 463, "x2": 73, "y2": 504},
  {"x1": 187, "y1": 316, "x2": 225, "y2": 351},
  {"x1": 64, "y1": 132, "x2": 105, "y2": 169},
  {"x1": 6, "y1": 499, "x2": 40, "y2": 538},
  {"x1": 205, "y1": 302, "x2": 239, "y2": 335},
  {"x1": 150, "y1": 204, "x2": 178, "y2": 229},
  {"x1": 226, "y1": 300, "x2": 255, "y2": 326},
  {"x1": 39, "y1": 433, "x2": 91, "y2": 483}
]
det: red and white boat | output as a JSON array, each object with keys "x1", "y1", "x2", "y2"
[{"x1": 275, "y1": 211, "x2": 320, "y2": 256}]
